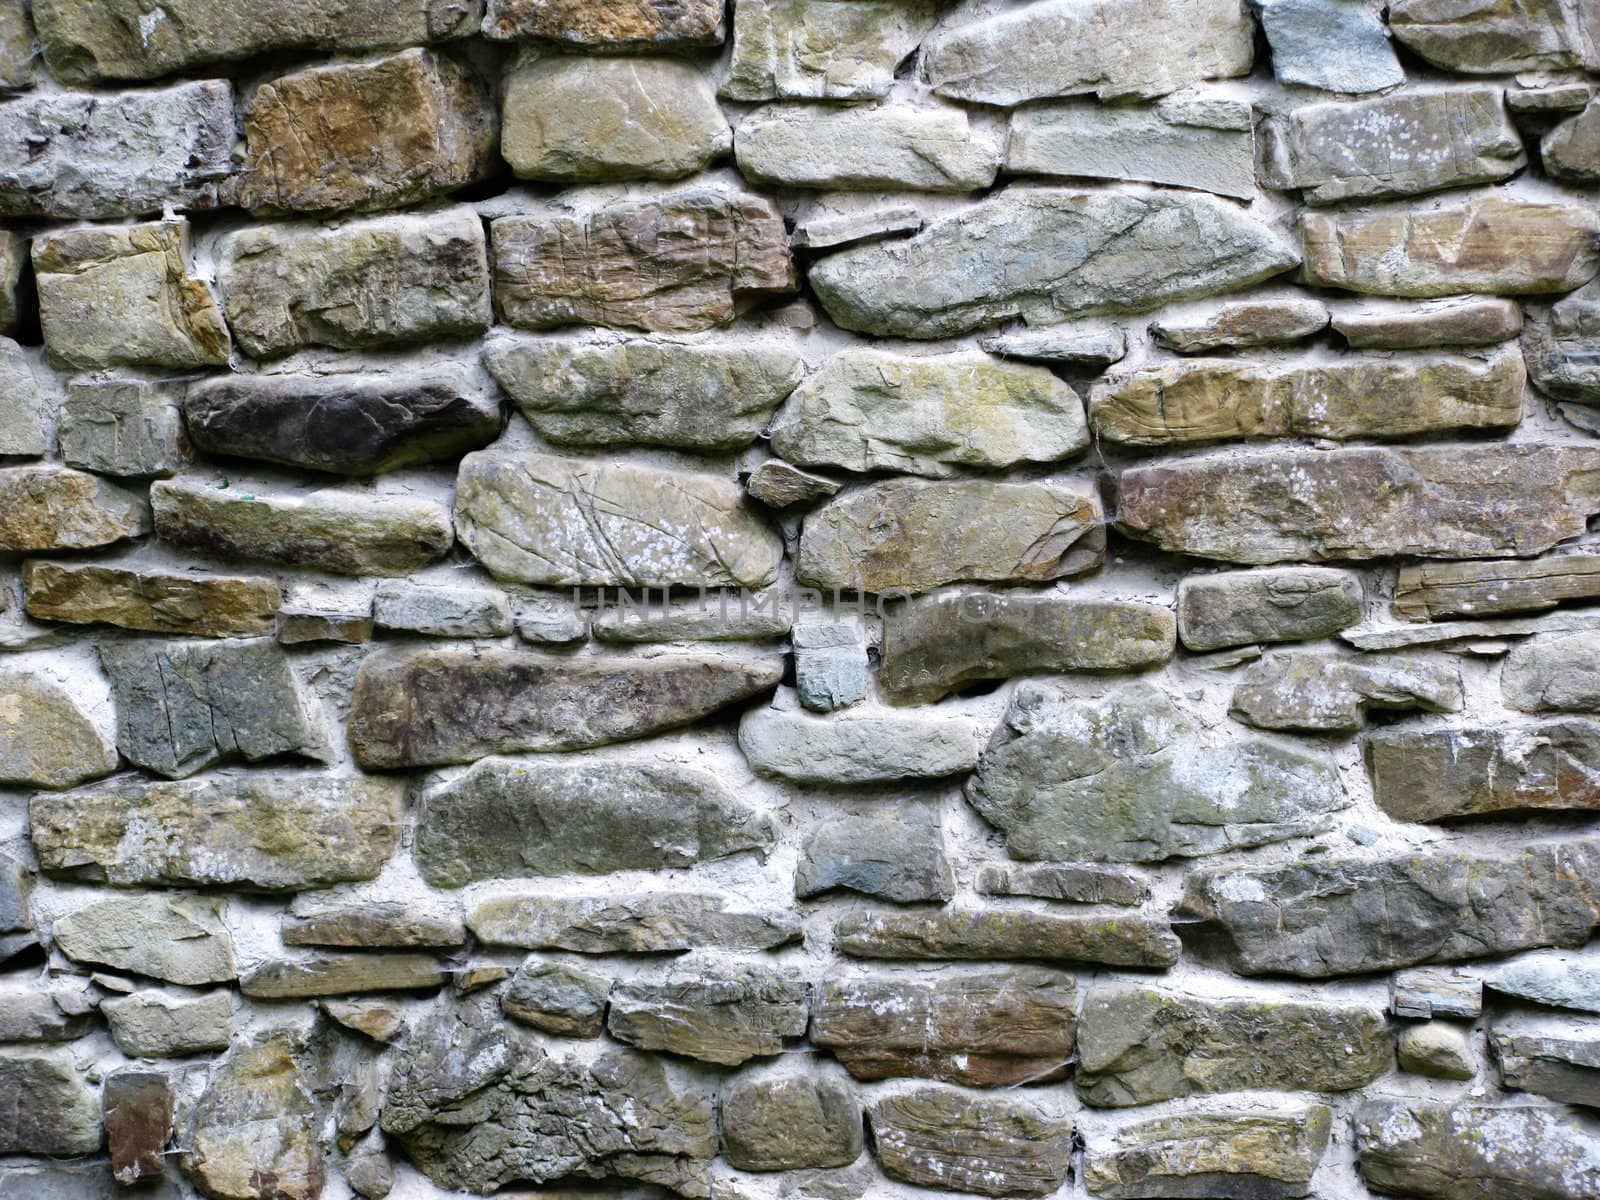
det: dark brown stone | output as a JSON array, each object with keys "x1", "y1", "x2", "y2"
[
  {"x1": 104, "y1": 1069, "x2": 172, "y2": 1187},
  {"x1": 1367, "y1": 723, "x2": 1600, "y2": 822}
]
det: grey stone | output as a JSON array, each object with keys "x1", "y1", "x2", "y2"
[
  {"x1": 0, "y1": 232, "x2": 20, "y2": 336},
  {"x1": 737, "y1": 103, "x2": 1000, "y2": 191},
  {"x1": 793, "y1": 621, "x2": 867, "y2": 711},
  {"x1": 1392, "y1": 966, "x2": 1483, "y2": 1019},
  {"x1": 738, "y1": 692, "x2": 987, "y2": 783},
  {"x1": 870, "y1": 1086, "x2": 1073, "y2": 1198},
  {"x1": 373, "y1": 581, "x2": 511, "y2": 638},
  {"x1": 484, "y1": 332, "x2": 803, "y2": 451},
  {"x1": 721, "y1": 0, "x2": 939, "y2": 101},
  {"x1": 502, "y1": 961, "x2": 610, "y2": 1036},
  {"x1": 1366, "y1": 722, "x2": 1600, "y2": 821},
  {"x1": 811, "y1": 187, "x2": 1299, "y2": 338},
  {"x1": 469, "y1": 892, "x2": 801, "y2": 953},
  {"x1": 796, "y1": 802, "x2": 952, "y2": 903},
  {"x1": 1152, "y1": 298, "x2": 1329, "y2": 353},
  {"x1": 978, "y1": 863, "x2": 1149, "y2": 906},
  {"x1": 184, "y1": 1035, "x2": 322, "y2": 1200},
  {"x1": 1545, "y1": 97, "x2": 1600, "y2": 181},
  {"x1": 1387, "y1": 0, "x2": 1600, "y2": 73},
  {"x1": 59, "y1": 378, "x2": 189, "y2": 479},
  {"x1": 0, "y1": 338, "x2": 43, "y2": 456},
  {"x1": 720, "y1": 1066, "x2": 862, "y2": 1172},
  {"x1": 1084, "y1": 1107, "x2": 1333, "y2": 1199},
  {"x1": 607, "y1": 967, "x2": 809, "y2": 1066},
  {"x1": 1344, "y1": 609, "x2": 1600, "y2": 651},
  {"x1": 0, "y1": 981, "x2": 97, "y2": 1042},
  {"x1": 514, "y1": 594, "x2": 589, "y2": 644},
  {"x1": 836, "y1": 909, "x2": 1181, "y2": 968},
  {"x1": 282, "y1": 899, "x2": 465, "y2": 949},
  {"x1": 101, "y1": 990, "x2": 232, "y2": 1057},
  {"x1": 483, "y1": 0, "x2": 724, "y2": 47},
  {"x1": 21, "y1": 561, "x2": 281, "y2": 638},
  {"x1": 455, "y1": 452, "x2": 782, "y2": 588},
  {"x1": 104, "y1": 1068, "x2": 171, "y2": 1187},
  {"x1": 1232, "y1": 652, "x2": 1462, "y2": 732},
  {"x1": 791, "y1": 203, "x2": 923, "y2": 250},
  {"x1": 1398, "y1": 1022, "x2": 1475, "y2": 1080},
  {"x1": 592, "y1": 591, "x2": 794, "y2": 642},
  {"x1": 968, "y1": 681, "x2": 1348, "y2": 862},
  {"x1": 1526, "y1": 281, "x2": 1600, "y2": 405},
  {"x1": 0, "y1": 0, "x2": 31, "y2": 91},
  {"x1": 1511, "y1": 83, "x2": 1597, "y2": 115},
  {"x1": 1487, "y1": 950, "x2": 1600, "y2": 1014},
  {"x1": 241, "y1": 953, "x2": 450, "y2": 998},
  {"x1": 1334, "y1": 295, "x2": 1524, "y2": 349},
  {"x1": 1256, "y1": 0, "x2": 1404, "y2": 91},
  {"x1": 53, "y1": 894, "x2": 234, "y2": 985},
  {"x1": 0, "y1": 1048, "x2": 101, "y2": 1154},
  {"x1": 346, "y1": 1153, "x2": 393, "y2": 1200},
  {"x1": 1505, "y1": 632, "x2": 1600, "y2": 710},
  {"x1": 0, "y1": 853, "x2": 28, "y2": 933},
  {"x1": 1179, "y1": 566, "x2": 1363, "y2": 651},
  {"x1": 0, "y1": 1163, "x2": 178, "y2": 1200},
  {"x1": 980, "y1": 326, "x2": 1129, "y2": 367},
  {"x1": 746, "y1": 460, "x2": 842, "y2": 508},
  {"x1": 0, "y1": 667, "x2": 118, "y2": 789}
]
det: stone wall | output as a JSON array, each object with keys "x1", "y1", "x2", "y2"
[{"x1": 0, "y1": 0, "x2": 1599, "y2": 1197}]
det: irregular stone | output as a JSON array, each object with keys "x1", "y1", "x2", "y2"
[
  {"x1": 0, "y1": 667, "x2": 117, "y2": 789},
  {"x1": 0, "y1": 231, "x2": 18, "y2": 338},
  {"x1": 455, "y1": 452, "x2": 781, "y2": 587},
  {"x1": 1387, "y1": 0, "x2": 1600, "y2": 73},
  {"x1": 219, "y1": 206, "x2": 491, "y2": 358},
  {"x1": 1093, "y1": 347, "x2": 1523, "y2": 445},
  {"x1": 152, "y1": 476, "x2": 453, "y2": 576},
  {"x1": 241, "y1": 954, "x2": 449, "y2": 998},
  {"x1": 494, "y1": 186, "x2": 793, "y2": 333},
  {"x1": 0, "y1": 338, "x2": 43, "y2": 456},
  {"x1": 746, "y1": 460, "x2": 842, "y2": 508},
  {"x1": 1177, "y1": 840, "x2": 1600, "y2": 977},
  {"x1": 346, "y1": 1153, "x2": 392, "y2": 1199},
  {"x1": 791, "y1": 202, "x2": 923, "y2": 250},
  {"x1": 283, "y1": 899, "x2": 465, "y2": 948},
  {"x1": 102, "y1": 990, "x2": 232, "y2": 1057},
  {"x1": 969, "y1": 681, "x2": 1347, "y2": 861},
  {"x1": 607, "y1": 968, "x2": 808, "y2": 1066},
  {"x1": 469, "y1": 892, "x2": 801, "y2": 953},
  {"x1": 738, "y1": 103, "x2": 999, "y2": 191},
  {"x1": 370, "y1": 580, "x2": 509, "y2": 638},
  {"x1": 484, "y1": 333, "x2": 802, "y2": 451},
  {"x1": 502, "y1": 961, "x2": 610, "y2": 1036},
  {"x1": 1256, "y1": 0, "x2": 1404, "y2": 91},
  {"x1": 981, "y1": 326, "x2": 1129, "y2": 367},
  {"x1": 483, "y1": 0, "x2": 725, "y2": 46},
  {"x1": 0, "y1": 466, "x2": 148, "y2": 555},
  {"x1": 1121, "y1": 445, "x2": 1600, "y2": 564},
  {"x1": 924, "y1": 0, "x2": 1252, "y2": 105},
  {"x1": 1303, "y1": 196, "x2": 1600, "y2": 297},
  {"x1": 0, "y1": 981, "x2": 97, "y2": 1042},
  {"x1": 738, "y1": 692, "x2": 987, "y2": 783},
  {"x1": 1334, "y1": 295, "x2": 1524, "y2": 349},
  {"x1": 32, "y1": 0, "x2": 483, "y2": 83},
  {"x1": 1085, "y1": 1107, "x2": 1332, "y2": 1199},
  {"x1": 104, "y1": 1069, "x2": 171, "y2": 1186},
  {"x1": 720, "y1": 1066, "x2": 861, "y2": 1172},
  {"x1": 0, "y1": 82, "x2": 232, "y2": 218},
  {"x1": 796, "y1": 803, "x2": 952, "y2": 903},
  {"x1": 36, "y1": 220, "x2": 230, "y2": 369},
  {"x1": 811, "y1": 968, "x2": 1075, "y2": 1087},
  {"x1": 978, "y1": 863, "x2": 1148, "y2": 906},
  {"x1": 811, "y1": 188, "x2": 1298, "y2": 338},
  {"x1": 186, "y1": 368, "x2": 501, "y2": 475},
  {"x1": 1505, "y1": 631, "x2": 1600, "y2": 710},
  {"x1": 1368, "y1": 722, "x2": 1600, "y2": 821},
  {"x1": 791, "y1": 621, "x2": 866, "y2": 712},
  {"x1": 0, "y1": 1163, "x2": 181, "y2": 1199},
  {"x1": 1487, "y1": 950, "x2": 1600, "y2": 1014},
  {"x1": 771, "y1": 348, "x2": 1087, "y2": 478},
  {"x1": 59, "y1": 377, "x2": 188, "y2": 479},
  {"x1": 882, "y1": 588, "x2": 1177, "y2": 705},
  {"x1": 1355, "y1": 1100, "x2": 1600, "y2": 1200},
  {"x1": 323, "y1": 999, "x2": 405, "y2": 1043},
  {"x1": 0, "y1": 1048, "x2": 100, "y2": 1154},
  {"x1": 0, "y1": 0, "x2": 30, "y2": 91},
  {"x1": 1546, "y1": 98, "x2": 1600, "y2": 181},
  {"x1": 836, "y1": 909, "x2": 1180, "y2": 968},
  {"x1": 1179, "y1": 567, "x2": 1362, "y2": 652},
  {"x1": 54, "y1": 894, "x2": 234, "y2": 985},
  {"x1": 1398, "y1": 1023, "x2": 1475, "y2": 1080},
  {"x1": 185, "y1": 1035, "x2": 322, "y2": 1200},
  {"x1": 1526, "y1": 280, "x2": 1600, "y2": 404},
  {"x1": 1392, "y1": 966, "x2": 1483, "y2": 1019},
  {"x1": 592, "y1": 591, "x2": 793, "y2": 642},
  {"x1": 1152, "y1": 298, "x2": 1329, "y2": 353},
  {"x1": 1232, "y1": 653, "x2": 1462, "y2": 732},
  {"x1": 1008, "y1": 101, "x2": 1255, "y2": 199},
  {"x1": 22, "y1": 561, "x2": 280, "y2": 637},
  {"x1": 1345, "y1": 609, "x2": 1600, "y2": 651},
  {"x1": 237, "y1": 49, "x2": 494, "y2": 214},
  {"x1": 349, "y1": 647, "x2": 780, "y2": 768},
  {"x1": 1512, "y1": 83, "x2": 1597, "y2": 115},
  {"x1": 31, "y1": 773, "x2": 404, "y2": 890},
  {"x1": 870, "y1": 1087, "x2": 1073, "y2": 1198},
  {"x1": 722, "y1": 0, "x2": 938, "y2": 101}
]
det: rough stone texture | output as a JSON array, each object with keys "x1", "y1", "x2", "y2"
[
  {"x1": 21, "y1": 561, "x2": 281, "y2": 637},
  {"x1": 241, "y1": 954, "x2": 450, "y2": 998},
  {"x1": 836, "y1": 909, "x2": 1182, "y2": 968},
  {"x1": 1387, "y1": 0, "x2": 1600, "y2": 73},
  {"x1": 981, "y1": 326, "x2": 1129, "y2": 367},
  {"x1": 0, "y1": 667, "x2": 118, "y2": 789},
  {"x1": 1546, "y1": 98, "x2": 1600, "y2": 182},
  {"x1": 1152, "y1": 298, "x2": 1330, "y2": 353},
  {"x1": 1526, "y1": 280, "x2": 1600, "y2": 404},
  {"x1": 0, "y1": 1048, "x2": 102, "y2": 1154},
  {"x1": 59, "y1": 378, "x2": 190, "y2": 479},
  {"x1": 1231, "y1": 653, "x2": 1463, "y2": 732},
  {"x1": 53, "y1": 894, "x2": 234, "y2": 984},
  {"x1": 469, "y1": 892, "x2": 800, "y2": 953},
  {"x1": 745, "y1": 460, "x2": 841, "y2": 508},
  {"x1": 1508, "y1": 634, "x2": 1600, "y2": 711},
  {"x1": 104, "y1": 1069, "x2": 172, "y2": 1186},
  {"x1": 283, "y1": 898, "x2": 465, "y2": 948},
  {"x1": 738, "y1": 103, "x2": 999, "y2": 192},
  {"x1": 350, "y1": 646, "x2": 778, "y2": 767},
  {"x1": 811, "y1": 188, "x2": 1299, "y2": 338},
  {"x1": 1397, "y1": 554, "x2": 1600, "y2": 620},
  {"x1": 978, "y1": 863, "x2": 1149, "y2": 906},
  {"x1": 1084, "y1": 1107, "x2": 1333, "y2": 1199},
  {"x1": 606, "y1": 968, "x2": 809, "y2": 1065},
  {"x1": 591, "y1": 591, "x2": 792, "y2": 642},
  {"x1": 869, "y1": 1087, "x2": 1073, "y2": 1198},
  {"x1": 1257, "y1": 0, "x2": 1404, "y2": 91},
  {"x1": 184, "y1": 1036, "x2": 323, "y2": 1200},
  {"x1": 770, "y1": 348, "x2": 1087, "y2": 477},
  {"x1": 1334, "y1": 295, "x2": 1524, "y2": 349},
  {"x1": 1367, "y1": 722, "x2": 1600, "y2": 820},
  {"x1": 720, "y1": 1067, "x2": 862, "y2": 1172},
  {"x1": 1488, "y1": 951, "x2": 1600, "y2": 1013},
  {"x1": 0, "y1": 981, "x2": 97, "y2": 1042},
  {"x1": 1397, "y1": 1022, "x2": 1475, "y2": 1080},
  {"x1": 795, "y1": 803, "x2": 952, "y2": 902},
  {"x1": 1179, "y1": 566, "x2": 1363, "y2": 651},
  {"x1": 102, "y1": 991, "x2": 233, "y2": 1057},
  {"x1": 1393, "y1": 966, "x2": 1484, "y2": 1019},
  {"x1": 502, "y1": 961, "x2": 610, "y2": 1036},
  {"x1": 792, "y1": 621, "x2": 867, "y2": 711},
  {"x1": 483, "y1": 0, "x2": 725, "y2": 46},
  {"x1": 721, "y1": 0, "x2": 939, "y2": 101},
  {"x1": 738, "y1": 695, "x2": 986, "y2": 784},
  {"x1": 0, "y1": 465, "x2": 149, "y2": 554},
  {"x1": 373, "y1": 580, "x2": 511, "y2": 637}
]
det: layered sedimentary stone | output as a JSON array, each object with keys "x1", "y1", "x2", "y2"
[
  {"x1": 30, "y1": 773, "x2": 404, "y2": 890},
  {"x1": 102, "y1": 991, "x2": 233, "y2": 1057},
  {"x1": 1152, "y1": 298, "x2": 1329, "y2": 353},
  {"x1": 284, "y1": 899, "x2": 464, "y2": 949},
  {"x1": 1397, "y1": 555, "x2": 1600, "y2": 620},
  {"x1": 1492, "y1": 1015, "x2": 1600, "y2": 1106},
  {"x1": 1546, "y1": 98, "x2": 1600, "y2": 181},
  {"x1": 978, "y1": 863, "x2": 1149, "y2": 906},
  {"x1": 721, "y1": 0, "x2": 938, "y2": 101},
  {"x1": 797, "y1": 479, "x2": 1105, "y2": 593},
  {"x1": 1505, "y1": 632, "x2": 1600, "y2": 711},
  {"x1": 1231, "y1": 653, "x2": 1462, "y2": 732},
  {"x1": 0, "y1": 1049, "x2": 101, "y2": 1155},
  {"x1": 770, "y1": 349, "x2": 1088, "y2": 477},
  {"x1": 0, "y1": 668, "x2": 117, "y2": 789},
  {"x1": 468, "y1": 893, "x2": 800, "y2": 953},
  {"x1": 1302, "y1": 196, "x2": 1600, "y2": 297},
  {"x1": 1334, "y1": 295, "x2": 1524, "y2": 349},
  {"x1": 1178, "y1": 841, "x2": 1600, "y2": 976},
  {"x1": 836, "y1": 909, "x2": 1181, "y2": 968},
  {"x1": 502, "y1": 961, "x2": 610, "y2": 1036},
  {"x1": 1118, "y1": 445, "x2": 1600, "y2": 564},
  {"x1": 737, "y1": 103, "x2": 999, "y2": 191},
  {"x1": 455, "y1": 452, "x2": 782, "y2": 587},
  {"x1": 1393, "y1": 966, "x2": 1484, "y2": 1019},
  {"x1": 1387, "y1": 0, "x2": 1600, "y2": 73},
  {"x1": 1086, "y1": 1108, "x2": 1332, "y2": 1199},
  {"x1": 0, "y1": 466, "x2": 148, "y2": 553},
  {"x1": 483, "y1": 0, "x2": 725, "y2": 46},
  {"x1": 484, "y1": 333, "x2": 802, "y2": 450},
  {"x1": 738, "y1": 695, "x2": 986, "y2": 783},
  {"x1": 1178, "y1": 567, "x2": 1362, "y2": 651},
  {"x1": 811, "y1": 968, "x2": 1076, "y2": 1087},
  {"x1": 968, "y1": 682, "x2": 1347, "y2": 862},
  {"x1": 720, "y1": 1067, "x2": 862, "y2": 1172},
  {"x1": 1090, "y1": 348, "x2": 1525, "y2": 445},
  {"x1": 104, "y1": 1069, "x2": 172, "y2": 1186},
  {"x1": 22, "y1": 561, "x2": 280, "y2": 637},
  {"x1": 0, "y1": 82, "x2": 232, "y2": 218},
  {"x1": 795, "y1": 804, "x2": 952, "y2": 902},
  {"x1": 53, "y1": 894, "x2": 234, "y2": 984},
  {"x1": 242, "y1": 954, "x2": 449, "y2": 998},
  {"x1": 1367, "y1": 723, "x2": 1600, "y2": 821},
  {"x1": 34, "y1": 221, "x2": 231, "y2": 370},
  {"x1": 791, "y1": 200, "x2": 924, "y2": 249},
  {"x1": 1256, "y1": 0, "x2": 1404, "y2": 91},
  {"x1": 924, "y1": 0, "x2": 1253, "y2": 105},
  {"x1": 881, "y1": 589, "x2": 1177, "y2": 705},
  {"x1": 0, "y1": 338, "x2": 44, "y2": 457},
  {"x1": 607, "y1": 969, "x2": 809, "y2": 1065},
  {"x1": 184, "y1": 1036, "x2": 322, "y2": 1200},
  {"x1": 869, "y1": 1087, "x2": 1073, "y2": 1198},
  {"x1": 492, "y1": 187, "x2": 794, "y2": 333},
  {"x1": 810, "y1": 188, "x2": 1298, "y2": 338},
  {"x1": 218, "y1": 206, "x2": 491, "y2": 357},
  {"x1": 59, "y1": 379, "x2": 189, "y2": 479},
  {"x1": 1526, "y1": 281, "x2": 1600, "y2": 404},
  {"x1": 349, "y1": 647, "x2": 781, "y2": 768},
  {"x1": 745, "y1": 460, "x2": 841, "y2": 508},
  {"x1": 1344, "y1": 609, "x2": 1600, "y2": 651}
]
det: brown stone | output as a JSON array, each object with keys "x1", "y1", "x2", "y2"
[
  {"x1": 1396, "y1": 554, "x2": 1600, "y2": 620},
  {"x1": 1085, "y1": 1107, "x2": 1332, "y2": 1198},
  {"x1": 22, "y1": 561, "x2": 281, "y2": 637},
  {"x1": 104, "y1": 1069, "x2": 172, "y2": 1187},
  {"x1": 870, "y1": 1087, "x2": 1073, "y2": 1198},
  {"x1": 745, "y1": 460, "x2": 841, "y2": 508},
  {"x1": 1367, "y1": 722, "x2": 1600, "y2": 822},
  {"x1": 282, "y1": 900, "x2": 466, "y2": 949},
  {"x1": 0, "y1": 465, "x2": 148, "y2": 553},
  {"x1": 1332, "y1": 296, "x2": 1524, "y2": 349},
  {"x1": 483, "y1": 0, "x2": 726, "y2": 46},
  {"x1": 1151, "y1": 298, "x2": 1329, "y2": 352},
  {"x1": 185, "y1": 1035, "x2": 323, "y2": 1200},
  {"x1": 835, "y1": 909, "x2": 1181, "y2": 968},
  {"x1": 241, "y1": 954, "x2": 450, "y2": 998}
]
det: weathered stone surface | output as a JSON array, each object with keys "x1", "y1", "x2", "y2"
[
  {"x1": 350, "y1": 647, "x2": 781, "y2": 768},
  {"x1": 0, "y1": 981, "x2": 96, "y2": 1042},
  {"x1": 323, "y1": 998, "x2": 405, "y2": 1043},
  {"x1": 1526, "y1": 280, "x2": 1600, "y2": 404},
  {"x1": 1334, "y1": 295, "x2": 1524, "y2": 349},
  {"x1": 102, "y1": 990, "x2": 232, "y2": 1057},
  {"x1": 811, "y1": 188, "x2": 1298, "y2": 338},
  {"x1": 1493, "y1": 1015, "x2": 1600, "y2": 1104},
  {"x1": 242, "y1": 954, "x2": 449, "y2": 998},
  {"x1": 1393, "y1": 966, "x2": 1483, "y2": 1019},
  {"x1": 22, "y1": 561, "x2": 281, "y2": 637},
  {"x1": 1086, "y1": 1107, "x2": 1332, "y2": 1199},
  {"x1": 0, "y1": 82, "x2": 232, "y2": 218},
  {"x1": 721, "y1": 1066, "x2": 861, "y2": 1172},
  {"x1": 607, "y1": 969, "x2": 808, "y2": 1066},
  {"x1": 793, "y1": 622, "x2": 867, "y2": 712},
  {"x1": 870, "y1": 1087, "x2": 1073, "y2": 1198},
  {"x1": 54, "y1": 894, "x2": 234, "y2": 985},
  {"x1": 1511, "y1": 83, "x2": 1596, "y2": 115},
  {"x1": 152, "y1": 476, "x2": 453, "y2": 576},
  {"x1": 925, "y1": 0, "x2": 1252, "y2": 105},
  {"x1": 837, "y1": 909, "x2": 1180, "y2": 968},
  {"x1": 485, "y1": 333, "x2": 801, "y2": 450},
  {"x1": 0, "y1": 1163, "x2": 177, "y2": 1199},
  {"x1": 1303, "y1": 196, "x2": 1600, "y2": 297},
  {"x1": 1367, "y1": 722, "x2": 1600, "y2": 821},
  {"x1": 770, "y1": 349, "x2": 1087, "y2": 478},
  {"x1": 978, "y1": 863, "x2": 1149, "y2": 906},
  {"x1": 796, "y1": 803, "x2": 952, "y2": 902},
  {"x1": 1092, "y1": 347, "x2": 1524, "y2": 445},
  {"x1": 0, "y1": 338, "x2": 43, "y2": 456},
  {"x1": 502, "y1": 961, "x2": 610, "y2": 1036},
  {"x1": 185, "y1": 1035, "x2": 322, "y2": 1200},
  {"x1": 1398, "y1": 555, "x2": 1600, "y2": 621},
  {"x1": 33, "y1": 0, "x2": 483, "y2": 83},
  {"x1": 1233, "y1": 653, "x2": 1462, "y2": 732},
  {"x1": 104, "y1": 1069, "x2": 171, "y2": 1186},
  {"x1": 969, "y1": 682, "x2": 1347, "y2": 862},
  {"x1": 1008, "y1": 101, "x2": 1255, "y2": 199},
  {"x1": 746, "y1": 460, "x2": 841, "y2": 508},
  {"x1": 1388, "y1": 0, "x2": 1600, "y2": 73},
  {"x1": 811, "y1": 968, "x2": 1075, "y2": 1087},
  {"x1": 722, "y1": 0, "x2": 938, "y2": 101},
  {"x1": 1257, "y1": 0, "x2": 1404, "y2": 91},
  {"x1": 592, "y1": 591, "x2": 792, "y2": 642},
  {"x1": 1347, "y1": 609, "x2": 1600, "y2": 651},
  {"x1": 1077, "y1": 987, "x2": 1389, "y2": 1106},
  {"x1": 1398, "y1": 1022, "x2": 1475, "y2": 1080},
  {"x1": 373, "y1": 581, "x2": 510, "y2": 638},
  {"x1": 1506, "y1": 632, "x2": 1600, "y2": 712},
  {"x1": 1152, "y1": 298, "x2": 1329, "y2": 353},
  {"x1": 1178, "y1": 841, "x2": 1600, "y2": 976},
  {"x1": 791, "y1": 200, "x2": 924, "y2": 250},
  {"x1": 0, "y1": 0, "x2": 31, "y2": 90},
  {"x1": 982, "y1": 325, "x2": 1129, "y2": 367},
  {"x1": 1120, "y1": 445, "x2": 1600, "y2": 564},
  {"x1": 504, "y1": 55, "x2": 727, "y2": 182},
  {"x1": 1546, "y1": 98, "x2": 1600, "y2": 181},
  {"x1": 739, "y1": 692, "x2": 987, "y2": 783},
  {"x1": 283, "y1": 899, "x2": 465, "y2": 948},
  {"x1": 492, "y1": 187, "x2": 794, "y2": 333},
  {"x1": 1487, "y1": 950, "x2": 1600, "y2": 1014},
  {"x1": 59, "y1": 378, "x2": 189, "y2": 479},
  {"x1": 484, "y1": 0, "x2": 724, "y2": 46},
  {"x1": 738, "y1": 103, "x2": 999, "y2": 191},
  {"x1": 1179, "y1": 567, "x2": 1362, "y2": 651},
  {"x1": 0, "y1": 466, "x2": 148, "y2": 554},
  {"x1": 455, "y1": 452, "x2": 781, "y2": 587},
  {"x1": 0, "y1": 1048, "x2": 100, "y2": 1154},
  {"x1": 219, "y1": 206, "x2": 491, "y2": 358},
  {"x1": 31, "y1": 773, "x2": 404, "y2": 890},
  {"x1": 1356, "y1": 1100, "x2": 1600, "y2": 1200},
  {"x1": 882, "y1": 588, "x2": 1177, "y2": 705},
  {"x1": 0, "y1": 667, "x2": 117, "y2": 790},
  {"x1": 469, "y1": 892, "x2": 801, "y2": 953}
]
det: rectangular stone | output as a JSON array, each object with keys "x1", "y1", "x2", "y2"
[
  {"x1": 737, "y1": 102, "x2": 1000, "y2": 191},
  {"x1": 606, "y1": 969, "x2": 809, "y2": 1066},
  {"x1": 977, "y1": 863, "x2": 1149, "y2": 907},
  {"x1": 1493, "y1": 1016, "x2": 1600, "y2": 1103},
  {"x1": 0, "y1": 465, "x2": 148, "y2": 553},
  {"x1": 22, "y1": 561, "x2": 280, "y2": 637},
  {"x1": 373, "y1": 581, "x2": 511, "y2": 638},
  {"x1": 467, "y1": 893, "x2": 801, "y2": 953},
  {"x1": 1331, "y1": 295, "x2": 1523, "y2": 349},
  {"x1": 1179, "y1": 566, "x2": 1363, "y2": 651},
  {"x1": 241, "y1": 954, "x2": 449, "y2": 998},
  {"x1": 1391, "y1": 966, "x2": 1483, "y2": 1019},
  {"x1": 870, "y1": 1088, "x2": 1073, "y2": 1198},
  {"x1": 1366, "y1": 722, "x2": 1600, "y2": 822},
  {"x1": 1085, "y1": 1108, "x2": 1331, "y2": 1198},
  {"x1": 835, "y1": 909, "x2": 1181, "y2": 968},
  {"x1": 59, "y1": 378, "x2": 190, "y2": 479},
  {"x1": 722, "y1": 0, "x2": 939, "y2": 101},
  {"x1": 1396, "y1": 554, "x2": 1600, "y2": 620},
  {"x1": 483, "y1": 0, "x2": 724, "y2": 46},
  {"x1": 1152, "y1": 297, "x2": 1330, "y2": 353}
]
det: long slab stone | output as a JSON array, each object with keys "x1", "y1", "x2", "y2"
[
  {"x1": 1085, "y1": 1107, "x2": 1332, "y2": 1199},
  {"x1": 1179, "y1": 566, "x2": 1363, "y2": 651},
  {"x1": 468, "y1": 892, "x2": 801, "y2": 952},
  {"x1": 483, "y1": 0, "x2": 724, "y2": 47},
  {"x1": 835, "y1": 909, "x2": 1181, "y2": 968},
  {"x1": 735, "y1": 102, "x2": 1000, "y2": 191},
  {"x1": 737, "y1": 697, "x2": 987, "y2": 783},
  {"x1": 22, "y1": 561, "x2": 280, "y2": 637},
  {"x1": 1395, "y1": 554, "x2": 1600, "y2": 620},
  {"x1": 1366, "y1": 722, "x2": 1600, "y2": 822},
  {"x1": 870, "y1": 1087, "x2": 1073, "y2": 1198},
  {"x1": 0, "y1": 465, "x2": 148, "y2": 553},
  {"x1": 1232, "y1": 652, "x2": 1462, "y2": 732},
  {"x1": 1387, "y1": 0, "x2": 1600, "y2": 73}
]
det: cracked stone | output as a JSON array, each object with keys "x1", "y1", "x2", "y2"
[
  {"x1": 483, "y1": 0, "x2": 725, "y2": 46},
  {"x1": 870, "y1": 1087, "x2": 1073, "y2": 1198},
  {"x1": 721, "y1": 0, "x2": 938, "y2": 101},
  {"x1": 1493, "y1": 1014, "x2": 1600, "y2": 1106},
  {"x1": 836, "y1": 909, "x2": 1181, "y2": 968},
  {"x1": 1387, "y1": 0, "x2": 1600, "y2": 73},
  {"x1": 102, "y1": 990, "x2": 232, "y2": 1057},
  {"x1": 978, "y1": 863, "x2": 1149, "y2": 906},
  {"x1": 59, "y1": 378, "x2": 190, "y2": 479},
  {"x1": 795, "y1": 802, "x2": 952, "y2": 902},
  {"x1": 184, "y1": 1035, "x2": 323, "y2": 1200},
  {"x1": 1084, "y1": 1106, "x2": 1332, "y2": 1199},
  {"x1": 1231, "y1": 652, "x2": 1463, "y2": 732},
  {"x1": 1366, "y1": 722, "x2": 1600, "y2": 821},
  {"x1": 502, "y1": 961, "x2": 610, "y2": 1036},
  {"x1": 1179, "y1": 566, "x2": 1363, "y2": 651},
  {"x1": 283, "y1": 899, "x2": 466, "y2": 949}
]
